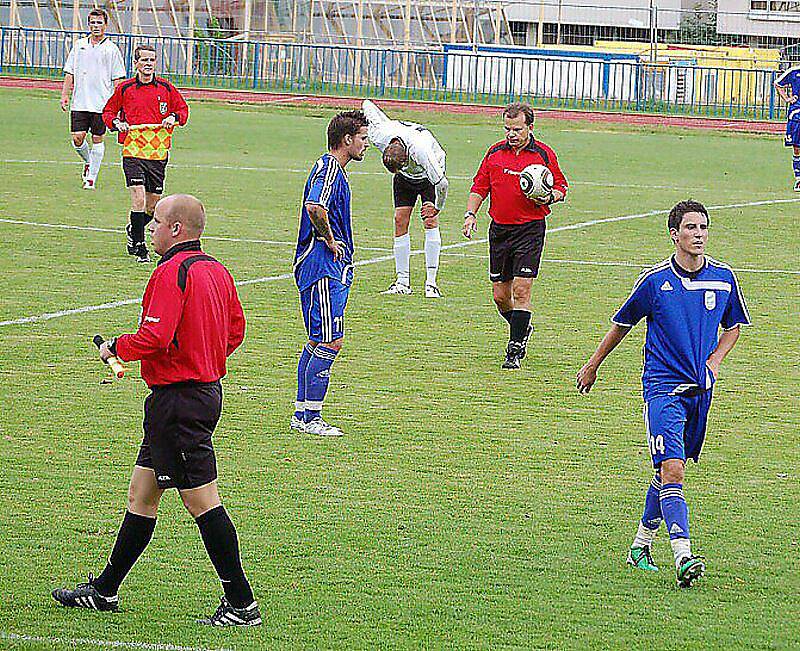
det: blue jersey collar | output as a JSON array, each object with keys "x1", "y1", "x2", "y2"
[{"x1": 670, "y1": 255, "x2": 707, "y2": 280}]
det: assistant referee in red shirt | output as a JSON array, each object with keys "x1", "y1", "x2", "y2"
[
  {"x1": 52, "y1": 194, "x2": 260, "y2": 627},
  {"x1": 463, "y1": 103, "x2": 568, "y2": 370}
]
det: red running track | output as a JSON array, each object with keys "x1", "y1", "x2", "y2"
[{"x1": 1, "y1": 75, "x2": 782, "y2": 134}]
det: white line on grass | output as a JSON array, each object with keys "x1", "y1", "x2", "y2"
[
  {"x1": 1, "y1": 196, "x2": 797, "y2": 327},
  {"x1": 0, "y1": 631, "x2": 232, "y2": 651},
  {"x1": 0, "y1": 217, "x2": 393, "y2": 252},
  {"x1": 439, "y1": 252, "x2": 800, "y2": 275},
  {"x1": 0, "y1": 158, "x2": 702, "y2": 190}
]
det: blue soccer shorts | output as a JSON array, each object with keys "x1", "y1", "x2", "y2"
[
  {"x1": 299, "y1": 276, "x2": 349, "y2": 343},
  {"x1": 785, "y1": 111, "x2": 800, "y2": 146},
  {"x1": 643, "y1": 391, "x2": 714, "y2": 468}
]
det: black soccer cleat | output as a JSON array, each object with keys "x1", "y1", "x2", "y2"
[
  {"x1": 133, "y1": 243, "x2": 151, "y2": 264},
  {"x1": 197, "y1": 596, "x2": 262, "y2": 627},
  {"x1": 502, "y1": 342, "x2": 523, "y2": 369},
  {"x1": 519, "y1": 324, "x2": 534, "y2": 360},
  {"x1": 52, "y1": 575, "x2": 119, "y2": 612},
  {"x1": 125, "y1": 224, "x2": 139, "y2": 256}
]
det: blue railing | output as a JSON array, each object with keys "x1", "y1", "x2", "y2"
[{"x1": 0, "y1": 26, "x2": 784, "y2": 120}]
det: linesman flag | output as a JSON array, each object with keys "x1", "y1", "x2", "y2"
[{"x1": 119, "y1": 124, "x2": 175, "y2": 160}]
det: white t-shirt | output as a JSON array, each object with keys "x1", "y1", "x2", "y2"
[
  {"x1": 63, "y1": 37, "x2": 126, "y2": 113},
  {"x1": 363, "y1": 99, "x2": 449, "y2": 210}
]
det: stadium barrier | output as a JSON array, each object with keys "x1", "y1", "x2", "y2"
[{"x1": 0, "y1": 26, "x2": 783, "y2": 120}]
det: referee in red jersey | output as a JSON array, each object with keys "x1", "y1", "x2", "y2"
[
  {"x1": 52, "y1": 194, "x2": 261, "y2": 627},
  {"x1": 103, "y1": 45, "x2": 189, "y2": 263},
  {"x1": 463, "y1": 103, "x2": 568, "y2": 369}
]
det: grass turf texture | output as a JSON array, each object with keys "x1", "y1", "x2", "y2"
[{"x1": 0, "y1": 88, "x2": 798, "y2": 649}]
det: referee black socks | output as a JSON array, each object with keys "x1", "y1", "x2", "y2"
[
  {"x1": 195, "y1": 505, "x2": 255, "y2": 609},
  {"x1": 129, "y1": 211, "x2": 148, "y2": 245},
  {"x1": 93, "y1": 510, "x2": 156, "y2": 597},
  {"x1": 509, "y1": 309, "x2": 532, "y2": 344}
]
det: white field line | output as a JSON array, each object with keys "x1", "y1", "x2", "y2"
[
  {"x1": 1, "y1": 196, "x2": 797, "y2": 327},
  {"x1": 0, "y1": 217, "x2": 393, "y2": 252},
  {"x1": 0, "y1": 631, "x2": 232, "y2": 651},
  {"x1": 0, "y1": 158, "x2": 701, "y2": 190},
  {"x1": 439, "y1": 252, "x2": 800, "y2": 275}
]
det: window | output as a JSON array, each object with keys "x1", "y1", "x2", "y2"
[{"x1": 509, "y1": 21, "x2": 528, "y2": 46}]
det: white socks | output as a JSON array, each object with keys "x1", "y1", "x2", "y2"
[
  {"x1": 671, "y1": 538, "x2": 691, "y2": 567},
  {"x1": 632, "y1": 522, "x2": 658, "y2": 548},
  {"x1": 87, "y1": 141, "x2": 104, "y2": 182},
  {"x1": 73, "y1": 140, "x2": 90, "y2": 163},
  {"x1": 393, "y1": 229, "x2": 442, "y2": 288},
  {"x1": 424, "y1": 227, "x2": 441, "y2": 287},
  {"x1": 393, "y1": 233, "x2": 411, "y2": 287}
]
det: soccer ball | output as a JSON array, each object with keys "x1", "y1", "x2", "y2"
[{"x1": 519, "y1": 164, "x2": 554, "y2": 200}]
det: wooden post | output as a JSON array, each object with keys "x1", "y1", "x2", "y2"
[
  {"x1": 9, "y1": 0, "x2": 17, "y2": 28},
  {"x1": 72, "y1": 0, "x2": 80, "y2": 32},
  {"x1": 187, "y1": 0, "x2": 194, "y2": 73},
  {"x1": 494, "y1": 3, "x2": 500, "y2": 44},
  {"x1": 450, "y1": 0, "x2": 457, "y2": 44},
  {"x1": 402, "y1": 0, "x2": 411, "y2": 87},
  {"x1": 132, "y1": 0, "x2": 140, "y2": 35}
]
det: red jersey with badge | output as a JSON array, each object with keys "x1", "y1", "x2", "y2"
[
  {"x1": 102, "y1": 76, "x2": 189, "y2": 160},
  {"x1": 470, "y1": 138, "x2": 568, "y2": 225},
  {"x1": 114, "y1": 241, "x2": 245, "y2": 387}
]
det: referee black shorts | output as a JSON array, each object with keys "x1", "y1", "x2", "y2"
[
  {"x1": 123, "y1": 156, "x2": 168, "y2": 194},
  {"x1": 393, "y1": 174, "x2": 436, "y2": 209},
  {"x1": 137, "y1": 381, "x2": 222, "y2": 490},
  {"x1": 70, "y1": 110, "x2": 106, "y2": 136},
  {"x1": 488, "y1": 219, "x2": 546, "y2": 283}
]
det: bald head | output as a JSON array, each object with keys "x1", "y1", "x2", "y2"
[
  {"x1": 382, "y1": 139, "x2": 408, "y2": 174},
  {"x1": 156, "y1": 194, "x2": 206, "y2": 237},
  {"x1": 149, "y1": 194, "x2": 207, "y2": 256}
]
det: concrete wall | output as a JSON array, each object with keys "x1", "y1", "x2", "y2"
[{"x1": 718, "y1": 0, "x2": 800, "y2": 37}]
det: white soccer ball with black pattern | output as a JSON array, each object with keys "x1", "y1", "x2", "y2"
[{"x1": 519, "y1": 164, "x2": 554, "y2": 200}]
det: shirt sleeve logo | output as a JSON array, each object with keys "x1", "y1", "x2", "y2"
[{"x1": 704, "y1": 290, "x2": 716, "y2": 311}]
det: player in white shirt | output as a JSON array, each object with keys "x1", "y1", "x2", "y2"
[
  {"x1": 61, "y1": 9, "x2": 125, "y2": 189},
  {"x1": 362, "y1": 100, "x2": 449, "y2": 298}
]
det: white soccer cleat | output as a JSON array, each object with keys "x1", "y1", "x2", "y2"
[
  {"x1": 424, "y1": 283, "x2": 442, "y2": 298},
  {"x1": 82, "y1": 179, "x2": 96, "y2": 190},
  {"x1": 304, "y1": 417, "x2": 344, "y2": 437},
  {"x1": 290, "y1": 415, "x2": 306, "y2": 433},
  {"x1": 381, "y1": 281, "x2": 412, "y2": 295}
]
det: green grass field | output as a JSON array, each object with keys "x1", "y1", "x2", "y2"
[{"x1": 0, "y1": 88, "x2": 798, "y2": 650}]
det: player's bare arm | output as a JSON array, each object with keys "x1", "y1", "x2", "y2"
[
  {"x1": 576, "y1": 323, "x2": 632, "y2": 394},
  {"x1": 306, "y1": 202, "x2": 343, "y2": 260},
  {"x1": 775, "y1": 84, "x2": 796, "y2": 103},
  {"x1": 705, "y1": 325, "x2": 741, "y2": 379},
  {"x1": 60, "y1": 73, "x2": 73, "y2": 111},
  {"x1": 463, "y1": 192, "x2": 484, "y2": 238}
]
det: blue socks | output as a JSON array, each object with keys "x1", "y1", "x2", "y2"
[
  {"x1": 294, "y1": 344, "x2": 314, "y2": 420},
  {"x1": 304, "y1": 345, "x2": 338, "y2": 422},
  {"x1": 641, "y1": 474, "x2": 663, "y2": 530},
  {"x1": 793, "y1": 155, "x2": 800, "y2": 178},
  {"x1": 660, "y1": 483, "x2": 690, "y2": 540}
]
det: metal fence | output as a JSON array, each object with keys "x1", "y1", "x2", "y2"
[{"x1": 0, "y1": 26, "x2": 786, "y2": 119}]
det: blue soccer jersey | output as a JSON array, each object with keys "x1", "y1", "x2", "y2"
[
  {"x1": 776, "y1": 66, "x2": 800, "y2": 116},
  {"x1": 294, "y1": 153, "x2": 355, "y2": 292},
  {"x1": 613, "y1": 256, "x2": 750, "y2": 401}
]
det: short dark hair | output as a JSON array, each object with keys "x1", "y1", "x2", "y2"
[
  {"x1": 503, "y1": 102, "x2": 535, "y2": 125},
  {"x1": 134, "y1": 44, "x2": 157, "y2": 61},
  {"x1": 87, "y1": 8, "x2": 109, "y2": 23},
  {"x1": 668, "y1": 200, "x2": 709, "y2": 231},
  {"x1": 327, "y1": 110, "x2": 368, "y2": 150},
  {"x1": 382, "y1": 139, "x2": 408, "y2": 173}
]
